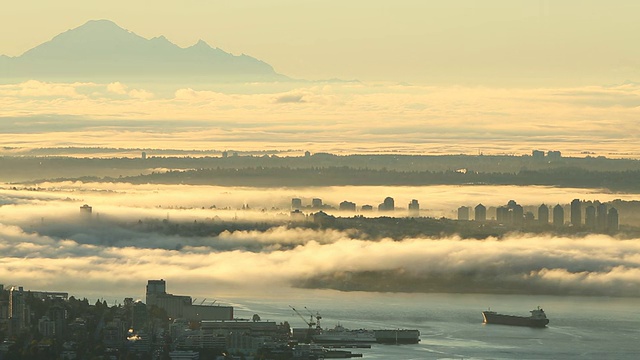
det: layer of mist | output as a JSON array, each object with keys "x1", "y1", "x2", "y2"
[{"x1": 1, "y1": 183, "x2": 639, "y2": 299}]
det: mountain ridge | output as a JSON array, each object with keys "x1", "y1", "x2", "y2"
[{"x1": 0, "y1": 19, "x2": 288, "y2": 83}]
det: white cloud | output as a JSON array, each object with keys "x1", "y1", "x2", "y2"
[{"x1": 107, "y1": 81, "x2": 128, "y2": 95}]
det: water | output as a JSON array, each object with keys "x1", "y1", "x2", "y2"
[{"x1": 226, "y1": 289, "x2": 639, "y2": 359}]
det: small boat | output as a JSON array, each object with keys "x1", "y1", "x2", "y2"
[{"x1": 482, "y1": 307, "x2": 549, "y2": 328}]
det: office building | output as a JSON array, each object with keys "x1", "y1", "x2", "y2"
[
  {"x1": 596, "y1": 203, "x2": 608, "y2": 231},
  {"x1": 585, "y1": 205, "x2": 596, "y2": 230},
  {"x1": 339, "y1": 201, "x2": 357, "y2": 211},
  {"x1": 378, "y1": 197, "x2": 395, "y2": 211},
  {"x1": 607, "y1": 208, "x2": 619, "y2": 232},
  {"x1": 408, "y1": 199, "x2": 419, "y2": 217},
  {"x1": 474, "y1": 204, "x2": 486, "y2": 222},
  {"x1": 571, "y1": 199, "x2": 581, "y2": 227},
  {"x1": 291, "y1": 198, "x2": 302, "y2": 210},
  {"x1": 538, "y1": 204, "x2": 549, "y2": 224},
  {"x1": 553, "y1": 204, "x2": 564, "y2": 227},
  {"x1": 457, "y1": 206, "x2": 470, "y2": 221},
  {"x1": 146, "y1": 280, "x2": 233, "y2": 322},
  {"x1": 312, "y1": 198, "x2": 323, "y2": 209}
]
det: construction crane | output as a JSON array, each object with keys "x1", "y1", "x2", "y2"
[
  {"x1": 289, "y1": 305, "x2": 317, "y2": 343},
  {"x1": 304, "y1": 307, "x2": 322, "y2": 329},
  {"x1": 289, "y1": 305, "x2": 315, "y2": 328}
]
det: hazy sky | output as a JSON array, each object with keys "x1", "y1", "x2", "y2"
[
  {"x1": 2, "y1": 0, "x2": 640, "y2": 85},
  {"x1": 1, "y1": 1, "x2": 639, "y2": 156}
]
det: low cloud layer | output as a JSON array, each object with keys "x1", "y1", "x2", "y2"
[
  {"x1": 1, "y1": 182, "x2": 639, "y2": 300},
  {"x1": 1, "y1": 222, "x2": 639, "y2": 300},
  {"x1": 2, "y1": 81, "x2": 640, "y2": 157}
]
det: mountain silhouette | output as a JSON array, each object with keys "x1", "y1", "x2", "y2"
[{"x1": 0, "y1": 19, "x2": 287, "y2": 82}]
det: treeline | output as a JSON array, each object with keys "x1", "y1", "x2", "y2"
[
  {"x1": 103, "y1": 166, "x2": 640, "y2": 191},
  {"x1": 5, "y1": 153, "x2": 640, "y2": 183}
]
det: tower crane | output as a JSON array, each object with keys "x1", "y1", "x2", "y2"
[
  {"x1": 304, "y1": 307, "x2": 322, "y2": 329},
  {"x1": 289, "y1": 305, "x2": 318, "y2": 343}
]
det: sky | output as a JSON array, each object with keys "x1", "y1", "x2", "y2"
[
  {"x1": 2, "y1": 0, "x2": 640, "y2": 85},
  {"x1": 0, "y1": 1, "x2": 639, "y2": 157}
]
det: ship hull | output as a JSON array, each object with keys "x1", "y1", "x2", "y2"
[{"x1": 482, "y1": 311, "x2": 549, "y2": 328}]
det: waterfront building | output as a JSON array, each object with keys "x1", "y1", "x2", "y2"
[
  {"x1": 361, "y1": 204, "x2": 373, "y2": 211},
  {"x1": 146, "y1": 280, "x2": 233, "y2": 322},
  {"x1": 553, "y1": 204, "x2": 564, "y2": 227},
  {"x1": 474, "y1": 204, "x2": 486, "y2": 222}
]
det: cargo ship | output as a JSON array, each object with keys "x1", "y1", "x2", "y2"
[{"x1": 482, "y1": 307, "x2": 549, "y2": 328}]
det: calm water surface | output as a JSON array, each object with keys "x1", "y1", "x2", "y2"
[{"x1": 227, "y1": 290, "x2": 638, "y2": 360}]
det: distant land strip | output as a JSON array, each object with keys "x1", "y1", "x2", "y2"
[{"x1": 17, "y1": 166, "x2": 640, "y2": 192}]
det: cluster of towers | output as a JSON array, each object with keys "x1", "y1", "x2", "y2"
[
  {"x1": 291, "y1": 196, "x2": 420, "y2": 216},
  {"x1": 459, "y1": 199, "x2": 619, "y2": 232}
]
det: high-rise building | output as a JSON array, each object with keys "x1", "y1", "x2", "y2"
[
  {"x1": 596, "y1": 203, "x2": 608, "y2": 231},
  {"x1": 146, "y1": 279, "x2": 166, "y2": 303},
  {"x1": 585, "y1": 205, "x2": 596, "y2": 229},
  {"x1": 312, "y1": 198, "x2": 323, "y2": 209},
  {"x1": 291, "y1": 198, "x2": 302, "y2": 210},
  {"x1": 457, "y1": 206, "x2": 470, "y2": 221},
  {"x1": 607, "y1": 208, "x2": 619, "y2": 232},
  {"x1": 339, "y1": 201, "x2": 356, "y2": 211},
  {"x1": 474, "y1": 204, "x2": 486, "y2": 222},
  {"x1": 512, "y1": 204, "x2": 524, "y2": 225},
  {"x1": 570, "y1": 199, "x2": 581, "y2": 227},
  {"x1": 9, "y1": 286, "x2": 29, "y2": 336},
  {"x1": 378, "y1": 197, "x2": 395, "y2": 211},
  {"x1": 532, "y1": 150, "x2": 544, "y2": 159},
  {"x1": 408, "y1": 199, "x2": 419, "y2": 217},
  {"x1": 538, "y1": 204, "x2": 549, "y2": 224},
  {"x1": 553, "y1": 204, "x2": 564, "y2": 227},
  {"x1": 547, "y1": 150, "x2": 562, "y2": 159},
  {"x1": 496, "y1": 206, "x2": 508, "y2": 223}
]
